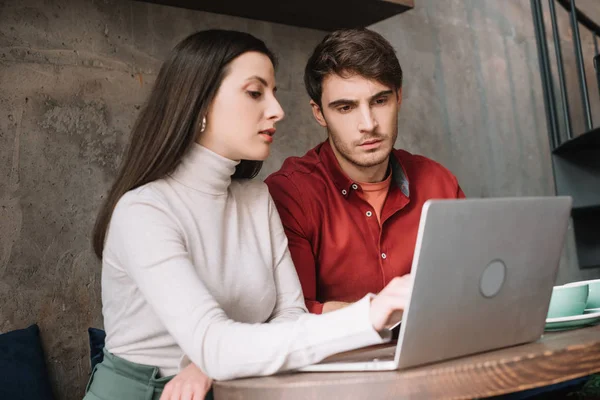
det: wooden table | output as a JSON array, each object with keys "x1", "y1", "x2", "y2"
[{"x1": 214, "y1": 325, "x2": 600, "y2": 399}]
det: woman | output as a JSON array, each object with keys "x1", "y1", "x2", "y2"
[{"x1": 85, "y1": 30, "x2": 410, "y2": 400}]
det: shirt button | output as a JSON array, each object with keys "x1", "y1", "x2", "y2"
[
  {"x1": 381, "y1": 253, "x2": 387, "y2": 259},
  {"x1": 342, "y1": 189, "x2": 347, "y2": 195},
  {"x1": 352, "y1": 184, "x2": 358, "y2": 190},
  {"x1": 366, "y1": 211, "x2": 373, "y2": 217}
]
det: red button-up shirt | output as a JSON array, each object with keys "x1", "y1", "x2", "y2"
[{"x1": 265, "y1": 140, "x2": 465, "y2": 314}]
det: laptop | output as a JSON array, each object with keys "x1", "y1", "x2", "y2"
[{"x1": 298, "y1": 196, "x2": 572, "y2": 372}]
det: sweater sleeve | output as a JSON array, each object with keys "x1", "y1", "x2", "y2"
[
  {"x1": 266, "y1": 195, "x2": 308, "y2": 323},
  {"x1": 107, "y1": 194, "x2": 388, "y2": 381}
]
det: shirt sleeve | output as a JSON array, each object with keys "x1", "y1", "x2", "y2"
[
  {"x1": 107, "y1": 194, "x2": 387, "y2": 381},
  {"x1": 265, "y1": 174, "x2": 324, "y2": 314}
]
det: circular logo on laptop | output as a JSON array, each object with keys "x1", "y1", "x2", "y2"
[{"x1": 480, "y1": 259, "x2": 506, "y2": 298}]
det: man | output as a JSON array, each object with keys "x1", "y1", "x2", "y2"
[{"x1": 265, "y1": 28, "x2": 465, "y2": 314}]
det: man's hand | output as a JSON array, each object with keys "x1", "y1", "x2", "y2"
[
  {"x1": 160, "y1": 363, "x2": 212, "y2": 400},
  {"x1": 322, "y1": 301, "x2": 351, "y2": 313},
  {"x1": 369, "y1": 274, "x2": 412, "y2": 331}
]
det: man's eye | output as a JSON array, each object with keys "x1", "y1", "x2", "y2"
[
  {"x1": 374, "y1": 97, "x2": 388, "y2": 105},
  {"x1": 338, "y1": 105, "x2": 352, "y2": 113}
]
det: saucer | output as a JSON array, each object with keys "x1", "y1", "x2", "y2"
[{"x1": 545, "y1": 310, "x2": 600, "y2": 331}]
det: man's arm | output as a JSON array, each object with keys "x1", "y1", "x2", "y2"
[
  {"x1": 322, "y1": 301, "x2": 350, "y2": 313},
  {"x1": 265, "y1": 174, "x2": 325, "y2": 314}
]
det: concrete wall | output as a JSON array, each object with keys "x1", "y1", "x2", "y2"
[
  {"x1": 370, "y1": 0, "x2": 600, "y2": 287},
  {"x1": 1, "y1": 0, "x2": 599, "y2": 398}
]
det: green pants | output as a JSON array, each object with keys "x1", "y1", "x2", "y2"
[{"x1": 83, "y1": 348, "x2": 213, "y2": 400}]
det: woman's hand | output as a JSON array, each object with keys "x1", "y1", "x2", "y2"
[
  {"x1": 160, "y1": 363, "x2": 212, "y2": 400},
  {"x1": 369, "y1": 274, "x2": 412, "y2": 332}
]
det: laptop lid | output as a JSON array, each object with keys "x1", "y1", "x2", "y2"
[{"x1": 394, "y1": 196, "x2": 572, "y2": 369}]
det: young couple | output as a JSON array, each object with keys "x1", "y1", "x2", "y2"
[{"x1": 84, "y1": 27, "x2": 464, "y2": 400}]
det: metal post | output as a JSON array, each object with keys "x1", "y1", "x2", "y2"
[
  {"x1": 569, "y1": 0, "x2": 593, "y2": 131},
  {"x1": 594, "y1": 34, "x2": 600, "y2": 100},
  {"x1": 549, "y1": 0, "x2": 572, "y2": 141},
  {"x1": 532, "y1": 0, "x2": 560, "y2": 149}
]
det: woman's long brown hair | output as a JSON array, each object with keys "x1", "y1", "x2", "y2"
[{"x1": 92, "y1": 30, "x2": 276, "y2": 259}]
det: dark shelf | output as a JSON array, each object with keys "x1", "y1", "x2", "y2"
[
  {"x1": 552, "y1": 150, "x2": 600, "y2": 209},
  {"x1": 571, "y1": 210, "x2": 600, "y2": 269},
  {"x1": 551, "y1": 128, "x2": 600, "y2": 269},
  {"x1": 572, "y1": 203, "x2": 600, "y2": 215},
  {"x1": 552, "y1": 126, "x2": 600, "y2": 156},
  {"x1": 136, "y1": 0, "x2": 415, "y2": 31}
]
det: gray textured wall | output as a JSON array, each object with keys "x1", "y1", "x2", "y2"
[
  {"x1": 370, "y1": 0, "x2": 600, "y2": 287},
  {"x1": 1, "y1": 0, "x2": 599, "y2": 398}
]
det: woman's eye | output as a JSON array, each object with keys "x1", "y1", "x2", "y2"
[{"x1": 248, "y1": 91, "x2": 262, "y2": 99}]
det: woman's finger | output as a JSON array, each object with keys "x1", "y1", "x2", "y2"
[
  {"x1": 160, "y1": 383, "x2": 173, "y2": 400},
  {"x1": 385, "y1": 309, "x2": 403, "y2": 329},
  {"x1": 191, "y1": 383, "x2": 209, "y2": 400},
  {"x1": 181, "y1": 382, "x2": 193, "y2": 400}
]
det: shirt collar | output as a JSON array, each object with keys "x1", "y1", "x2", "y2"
[{"x1": 318, "y1": 140, "x2": 410, "y2": 199}]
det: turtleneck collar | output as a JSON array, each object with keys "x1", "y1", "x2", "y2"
[{"x1": 169, "y1": 143, "x2": 240, "y2": 195}]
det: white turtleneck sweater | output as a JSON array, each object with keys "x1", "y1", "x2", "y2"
[{"x1": 101, "y1": 144, "x2": 387, "y2": 381}]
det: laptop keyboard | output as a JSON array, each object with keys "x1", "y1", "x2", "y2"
[{"x1": 319, "y1": 343, "x2": 397, "y2": 363}]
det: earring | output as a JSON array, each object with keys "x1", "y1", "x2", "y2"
[{"x1": 200, "y1": 116, "x2": 207, "y2": 133}]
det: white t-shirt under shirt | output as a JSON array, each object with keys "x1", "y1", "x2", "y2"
[{"x1": 101, "y1": 143, "x2": 387, "y2": 380}]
